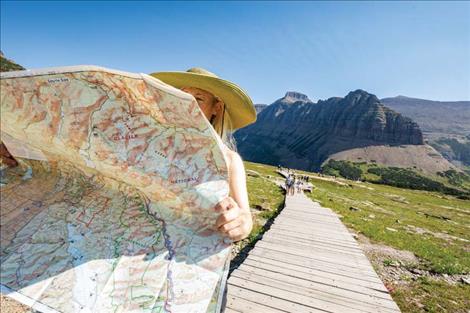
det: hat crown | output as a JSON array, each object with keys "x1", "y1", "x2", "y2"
[
  {"x1": 149, "y1": 67, "x2": 256, "y2": 129},
  {"x1": 186, "y1": 67, "x2": 219, "y2": 78}
]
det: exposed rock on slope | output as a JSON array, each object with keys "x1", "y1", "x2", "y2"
[
  {"x1": 282, "y1": 91, "x2": 311, "y2": 103},
  {"x1": 254, "y1": 104, "x2": 268, "y2": 114},
  {"x1": 430, "y1": 136, "x2": 470, "y2": 170},
  {"x1": 0, "y1": 51, "x2": 25, "y2": 72},
  {"x1": 381, "y1": 96, "x2": 470, "y2": 169},
  {"x1": 381, "y1": 95, "x2": 470, "y2": 139},
  {"x1": 235, "y1": 90, "x2": 451, "y2": 172},
  {"x1": 327, "y1": 144, "x2": 454, "y2": 175}
]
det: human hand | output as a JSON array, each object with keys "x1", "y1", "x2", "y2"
[{"x1": 214, "y1": 196, "x2": 253, "y2": 242}]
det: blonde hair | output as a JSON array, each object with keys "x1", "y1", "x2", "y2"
[
  {"x1": 211, "y1": 96, "x2": 237, "y2": 152},
  {"x1": 180, "y1": 86, "x2": 238, "y2": 152}
]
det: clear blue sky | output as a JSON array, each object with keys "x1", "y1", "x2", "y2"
[{"x1": 1, "y1": 1, "x2": 469, "y2": 103}]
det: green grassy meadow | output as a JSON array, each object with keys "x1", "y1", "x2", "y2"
[
  {"x1": 243, "y1": 162, "x2": 285, "y2": 242},
  {"x1": 242, "y1": 161, "x2": 470, "y2": 313},
  {"x1": 322, "y1": 159, "x2": 470, "y2": 198}
]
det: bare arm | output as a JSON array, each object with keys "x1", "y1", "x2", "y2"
[
  {"x1": 228, "y1": 151, "x2": 249, "y2": 211},
  {"x1": 214, "y1": 150, "x2": 253, "y2": 242}
]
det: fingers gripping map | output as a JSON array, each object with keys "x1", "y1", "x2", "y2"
[{"x1": 0, "y1": 66, "x2": 231, "y2": 313}]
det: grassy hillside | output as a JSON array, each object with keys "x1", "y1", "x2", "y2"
[
  {"x1": 321, "y1": 159, "x2": 470, "y2": 198},
  {"x1": 241, "y1": 161, "x2": 470, "y2": 313}
]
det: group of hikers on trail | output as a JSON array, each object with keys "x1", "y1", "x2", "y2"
[{"x1": 278, "y1": 165, "x2": 310, "y2": 196}]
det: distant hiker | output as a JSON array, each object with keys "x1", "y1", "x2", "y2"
[
  {"x1": 296, "y1": 179, "x2": 303, "y2": 193},
  {"x1": 286, "y1": 174, "x2": 295, "y2": 195},
  {"x1": 291, "y1": 176, "x2": 296, "y2": 195},
  {"x1": 292, "y1": 175, "x2": 298, "y2": 194}
]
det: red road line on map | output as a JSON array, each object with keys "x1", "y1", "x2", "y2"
[{"x1": 76, "y1": 198, "x2": 110, "y2": 227}]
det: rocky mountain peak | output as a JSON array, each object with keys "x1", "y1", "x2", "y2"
[
  {"x1": 254, "y1": 104, "x2": 268, "y2": 114},
  {"x1": 344, "y1": 89, "x2": 379, "y2": 104},
  {"x1": 282, "y1": 91, "x2": 311, "y2": 103},
  {"x1": 235, "y1": 89, "x2": 424, "y2": 171}
]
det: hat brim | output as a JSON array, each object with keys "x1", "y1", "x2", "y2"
[{"x1": 149, "y1": 71, "x2": 256, "y2": 130}]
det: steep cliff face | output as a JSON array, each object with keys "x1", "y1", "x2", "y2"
[{"x1": 235, "y1": 90, "x2": 424, "y2": 171}]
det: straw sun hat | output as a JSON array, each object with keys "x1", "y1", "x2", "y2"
[{"x1": 150, "y1": 68, "x2": 256, "y2": 130}]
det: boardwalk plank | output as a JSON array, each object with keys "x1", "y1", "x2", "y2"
[
  {"x1": 227, "y1": 285, "x2": 325, "y2": 313},
  {"x1": 259, "y1": 239, "x2": 370, "y2": 262},
  {"x1": 255, "y1": 241, "x2": 373, "y2": 268},
  {"x1": 273, "y1": 219, "x2": 350, "y2": 234},
  {"x1": 274, "y1": 220, "x2": 348, "y2": 232},
  {"x1": 261, "y1": 236, "x2": 366, "y2": 257},
  {"x1": 269, "y1": 227, "x2": 355, "y2": 242},
  {"x1": 271, "y1": 223, "x2": 355, "y2": 239},
  {"x1": 244, "y1": 254, "x2": 388, "y2": 290},
  {"x1": 227, "y1": 191, "x2": 401, "y2": 313},
  {"x1": 281, "y1": 207, "x2": 339, "y2": 215},
  {"x1": 266, "y1": 227, "x2": 358, "y2": 245},
  {"x1": 275, "y1": 214, "x2": 341, "y2": 223},
  {"x1": 248, "y1": 248, "x2": 383, "y2": 281},
  {"x1": 272, "y1": 214, "x2": 342, "y2": 223},
  {"x1": 236, "y1": 262, "x2": 392, "y2": 300},
  {"x1": 263, "y1": 232, "x2": 363, "y2": 252},
  {"x1": 230, "y1": 276, "x2": 370, "y2": 313},
  {"x1": 226, "y1": 295, "x2": 288, "y2": 313},
  {"x1": 223, "y1": 308, "x2": 242, "y2": 313},
  {"x1": 231, "y1": 268, "x2": 399, "y2": 312}
]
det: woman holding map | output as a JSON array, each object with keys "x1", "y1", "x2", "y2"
[{"x1": 152, "y1": 67, "x2": 256, "y2": 243}]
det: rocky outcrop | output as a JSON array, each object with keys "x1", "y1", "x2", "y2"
[
  {"x1": 381, "y1": 95, "x2": 470, "y2": 139},
  {"x1": 381, "y1": 95, "x2": 470, "y2": 169},
  {"x1": 254, "y1": 104, "x2": 268, "y2": 114},
  {"x1": 0, "y1": 51, "x2": 25, "y2": 72},
  {"x1": 235, "y1": 90, "x2": 424, "y2": 171},
  {"x1": 282, "y1": 91, "x2": 311, "y2": 103}
]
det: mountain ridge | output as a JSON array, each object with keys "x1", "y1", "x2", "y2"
[
  {"x1": 380, "y1": 95, "x2": 470, "y2": 169},
  {"x1": 235, "y1": 90, "x2": 456, "y2": 173}
]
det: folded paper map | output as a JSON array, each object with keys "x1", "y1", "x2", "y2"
[{"x1": 0, "y1": 66, "x2": 231, "y2": 313}]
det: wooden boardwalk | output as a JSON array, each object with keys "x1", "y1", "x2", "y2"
[{"x1": 225, "y1": 191, "x2": 401, "y2": 313}]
